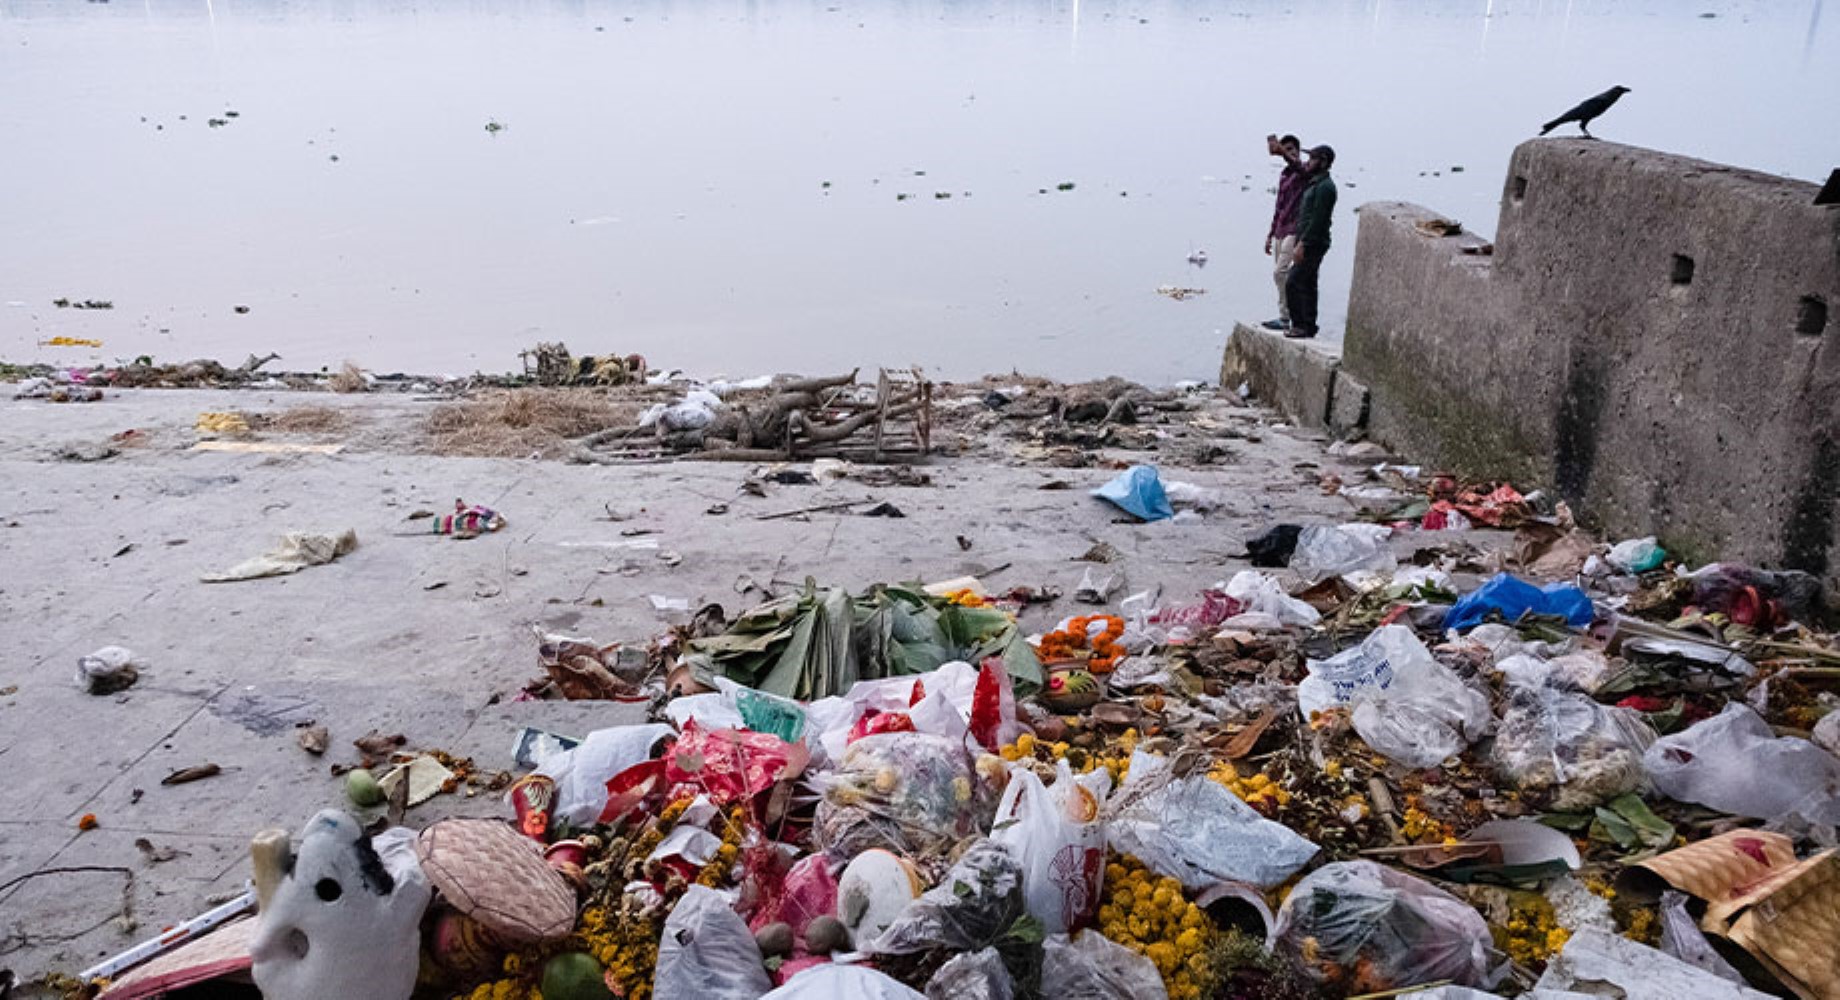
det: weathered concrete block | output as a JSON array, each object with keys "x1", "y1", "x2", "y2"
[
  {"x1": 1327, "y1": 369, "x2": 1370, "y2": 436},
  {"x1": 1344, "y1": 140, "x2": 1840, "y2": 585},
  {"x1": 1221, "y1": 323, "x2": 1338, "y2": 430}
]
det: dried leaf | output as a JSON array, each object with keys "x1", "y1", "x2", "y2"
[
  {"x1": 160, "y1": 764, "x2": 221, "y2": 786},
  {"x1": 296, "y1": 723, "x2": 330, "y2": 755}
]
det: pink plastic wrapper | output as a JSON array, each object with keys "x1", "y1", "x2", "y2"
[
  {"x1": 1149, "y1": 589, "x2": 1245, "y2": 628},
  {"x1": 665, "y1": 721, "x2": 804, "y2": 805}
]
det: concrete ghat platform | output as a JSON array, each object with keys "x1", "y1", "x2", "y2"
[{"x1": 1220, "y1": 323, "x2": 1368, "y2": 437}]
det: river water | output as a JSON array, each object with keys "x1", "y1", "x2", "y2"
[{"x1": 2, "y1": 0, "x2": 1834, "y2": 384}]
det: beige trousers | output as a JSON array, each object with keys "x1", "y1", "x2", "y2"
[{"x1": 1272, "y1": 234, "x2": 1298, "y2": 322}]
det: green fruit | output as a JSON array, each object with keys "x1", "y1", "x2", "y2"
[
  {"x1": 345, "y1": 768, "x2": 384, "y2": 807},
  {"x1": 541, "y1": 951, "x2": 613, "y2": 1000}
]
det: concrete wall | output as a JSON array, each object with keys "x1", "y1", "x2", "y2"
[{"x1": 1345, "y1": 139, "x2": 1840, "y2": 580}]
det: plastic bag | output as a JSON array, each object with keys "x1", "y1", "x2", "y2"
[
  {"x1": 762, "y1": 964, "x2": 924, "y2": 999},
  {"x1": 1273, "y1": 861, "x2": 1497, "y2": 992},
  {"x1": 991, "y1": 760, "x2": 1110, "y2": 933},
  {"x1": 1091, "y1": 465, "x2": 1174, "y2": 522},
  {"x1": 536, "y1": 723, "x2": 674, "y2": 826},
  {"x1": 925, "y1": 947, "x2": 1015, "y2": 1000},
  {"x1": 745, "y1": 853, "x2": 839, "y2": 939},
  {"x1": 1813, "y1": 710, "x2": 1840, "y2": 758},
  {"x1": 1658, "y1": 890, "x2": 1747, "y2": 984},
  {"x1": 1148, "y1": 590, "x2": 1244, "y2": 629},
  {"x1": 1606, "y1": 536, "x2": 1666, "y2": 573},
  {"x1": 1493, "y1": 684, "x2": 1654, "y2": 809},
  {"x1": 1221, "y1": 570, "x2": 1320, "y2": 627},
  {"x1": 869, "y1": 839, "x2": 1025, "y2": 955},
  {"x1": 1040, "y1": 932, "x2": 1169, "y2": 1000},
  {"x1": 1162, "y1": 480, "x2": 1224, "y2": 512},
  {"x1": 816, "y1": 732, "x2": 984, "y2": 859},
  {"x1": 1445, "y1": 574, "x2": 1594, "y2": 631},
  {"x1": 1644, "y1": 703, "x2": 1840, "y2": 827},
  {"x1": 1245, "y1": 524, "x2": 1302, "y2": 567},
  {"x1": 1290, "y1": 524, "x2": 1397, "y2": 582},
  {"x1": 1297, "y1": 626, "x2": 1492, "y2": 769},
  {"x1": 1686, "y1": 563, "x2": 1823, "y2": 627},
  {"x1": 654, "y1": 885, "x2": 775, "y2": 1000},
  {"x1": 1534, "y1": 929, "x2": 1772, "y2": 1000},
  {"x1": 666, "y1": 721, "x2": 800, "y2": 806},
  {"x1": 1105, "y1": 751, "x2": 1317, "y2": 890},
  {"x1": 808, "y1": 667, "x2": 948, "y2": 765}
]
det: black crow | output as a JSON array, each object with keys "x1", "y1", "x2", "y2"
[{"x1": 1540, "y1": 85, "x2": 1630, "y2": 137}]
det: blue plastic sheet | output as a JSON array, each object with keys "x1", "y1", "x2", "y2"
[
  {"x1": 1446, "y1": 573, "x2": 1594, "y2": 631},
  {"x1": 1091, "y1": 465, "x2": 1174, "y2": 522}
]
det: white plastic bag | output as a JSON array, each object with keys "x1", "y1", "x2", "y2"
[
  {"x1": 1812, "y1": 709, "x2": 1840, "y2": 758},
  {"x1": 1105, "y1": 751, "x2": 1317, "y2": 890},
  {"x1": 762, "y1": 964, "x2": 923, "y2": 999},
  {"x1": 653, "y1": 885, "x2": 774, "y2": 1000},
  {"x1": 1291, "y1": 524, "x2": 1397, "y2": 582},
  {"x1": 1534, "y1": 929, "x2": 1773, "y2": 1000},
  {"x1": 991, "y1": 759, "x2": 1110, "y2": 934},
  {"x1": 925, "y1": 947, "x2": 1015, "y2": 1000},
  {"x1": 1644, "y1": 703, "x2": 1840, "y2": 827},
  {"x1": 536, "y1": 723, "x2": 674, "y2": 826},
  {"x1": 1221, "y1": 570, "x2": 1320, "y2": 627},
  {"x1": 1297, "y1": 626, "x2": 1492, "y2": 769},
  {"x1": 1041, "y1": 932, "x2": 1169, "y2": 1000}
]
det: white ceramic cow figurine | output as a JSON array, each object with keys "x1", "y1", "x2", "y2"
[{"x1": 249, "y1": 810, "x2": 430, "y2": 1000}]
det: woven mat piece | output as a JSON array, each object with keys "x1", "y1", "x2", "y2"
[
  {"x1": 1727, "y1": 853, "x2": 1840, "y2": 1000},
  {"x1": 1636, "y1": 829, "x2": 1798, "y2": 910},
  {"x1": 416, "y1": 819, "x2": 576, "y2": 944},
  {"x1": 96, "y1": 916, "x2": 256, "y2": 1000}
]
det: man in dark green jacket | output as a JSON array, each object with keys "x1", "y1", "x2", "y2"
[{"x1": 1283, "y1": 145, "x2": 1337, "y2": 339}]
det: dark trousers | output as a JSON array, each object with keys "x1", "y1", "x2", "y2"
[{"x1": 1284, "y1": 243, "x2": 1329, "y2": 335}]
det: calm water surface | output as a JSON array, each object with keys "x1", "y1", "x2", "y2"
[{"x1": 2, "y1": 0, "x2": 1835, "y2": 383}]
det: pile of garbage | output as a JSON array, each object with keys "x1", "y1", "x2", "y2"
[{"x1": 84, "y1": 485, "x2": 1840, "y2": 1000}]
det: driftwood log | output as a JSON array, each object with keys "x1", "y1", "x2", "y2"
[{"x1": 570, "y1": 368, "x2": 930, "y2": 464}]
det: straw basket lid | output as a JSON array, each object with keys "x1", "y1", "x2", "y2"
[{"x1": 415, "y1": 819, "x2": 576, "y2": 943}]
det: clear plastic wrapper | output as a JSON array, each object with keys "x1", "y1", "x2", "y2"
[
  {"x1": 1492, "y1": 684, "x2": 1654, "y2": 810},
  {"x1": 1040, "y1": 932, "x2": 1169, "y2": 1000},
  {"x1": 924, "y1": 946, "x2": 1016, "y2": 1000},
  {"x1": 1298, "y1": 625, "x2": 1492, "y2": 769},
  {"x1": 1273, "y1": 861, "x2": 1498, "y2": 993},
  {"x1": 1658, "y1": 890, "x2": 1747, "y2": 984},
  {"x1": 1290, "y1": 524, "x2": 1397, "y2": 582},
  {"x1": 1105, "y1": 751, "x2": 1317, "y2": 890},
  {"x1": 869, "y1": 839, "x2": 1026, "y2": 956},
  {"x1": 815, "y1": 732, "x2": 985, "y2": 859}
]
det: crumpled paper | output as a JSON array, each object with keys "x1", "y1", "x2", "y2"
[{"x1": 203, "y1": 530, "x2": 359, "y2": 582}]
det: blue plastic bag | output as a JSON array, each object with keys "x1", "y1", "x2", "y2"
[
  {"x1": 1446, "y1": 573, "x2": 1594, "y2": 631},
  {"x1": 1091, "y1": 465, "x2": 1175, "y2": 521}
]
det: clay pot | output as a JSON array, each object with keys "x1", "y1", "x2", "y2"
[
  {"x1": 1041, "y1": 666, "x2": 1101, "y2": 713},
  {"x1": 428, "y1": 909, "x2": 506, "y2": 979}
]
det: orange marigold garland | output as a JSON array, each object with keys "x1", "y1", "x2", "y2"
[{"x1": 1037, "y1": 615, "x2": 1127, "y2": 673}]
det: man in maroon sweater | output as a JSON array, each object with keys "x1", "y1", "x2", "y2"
[{"x1": 1261, "y1": 134, "x2": 1308, "y2": 331}]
